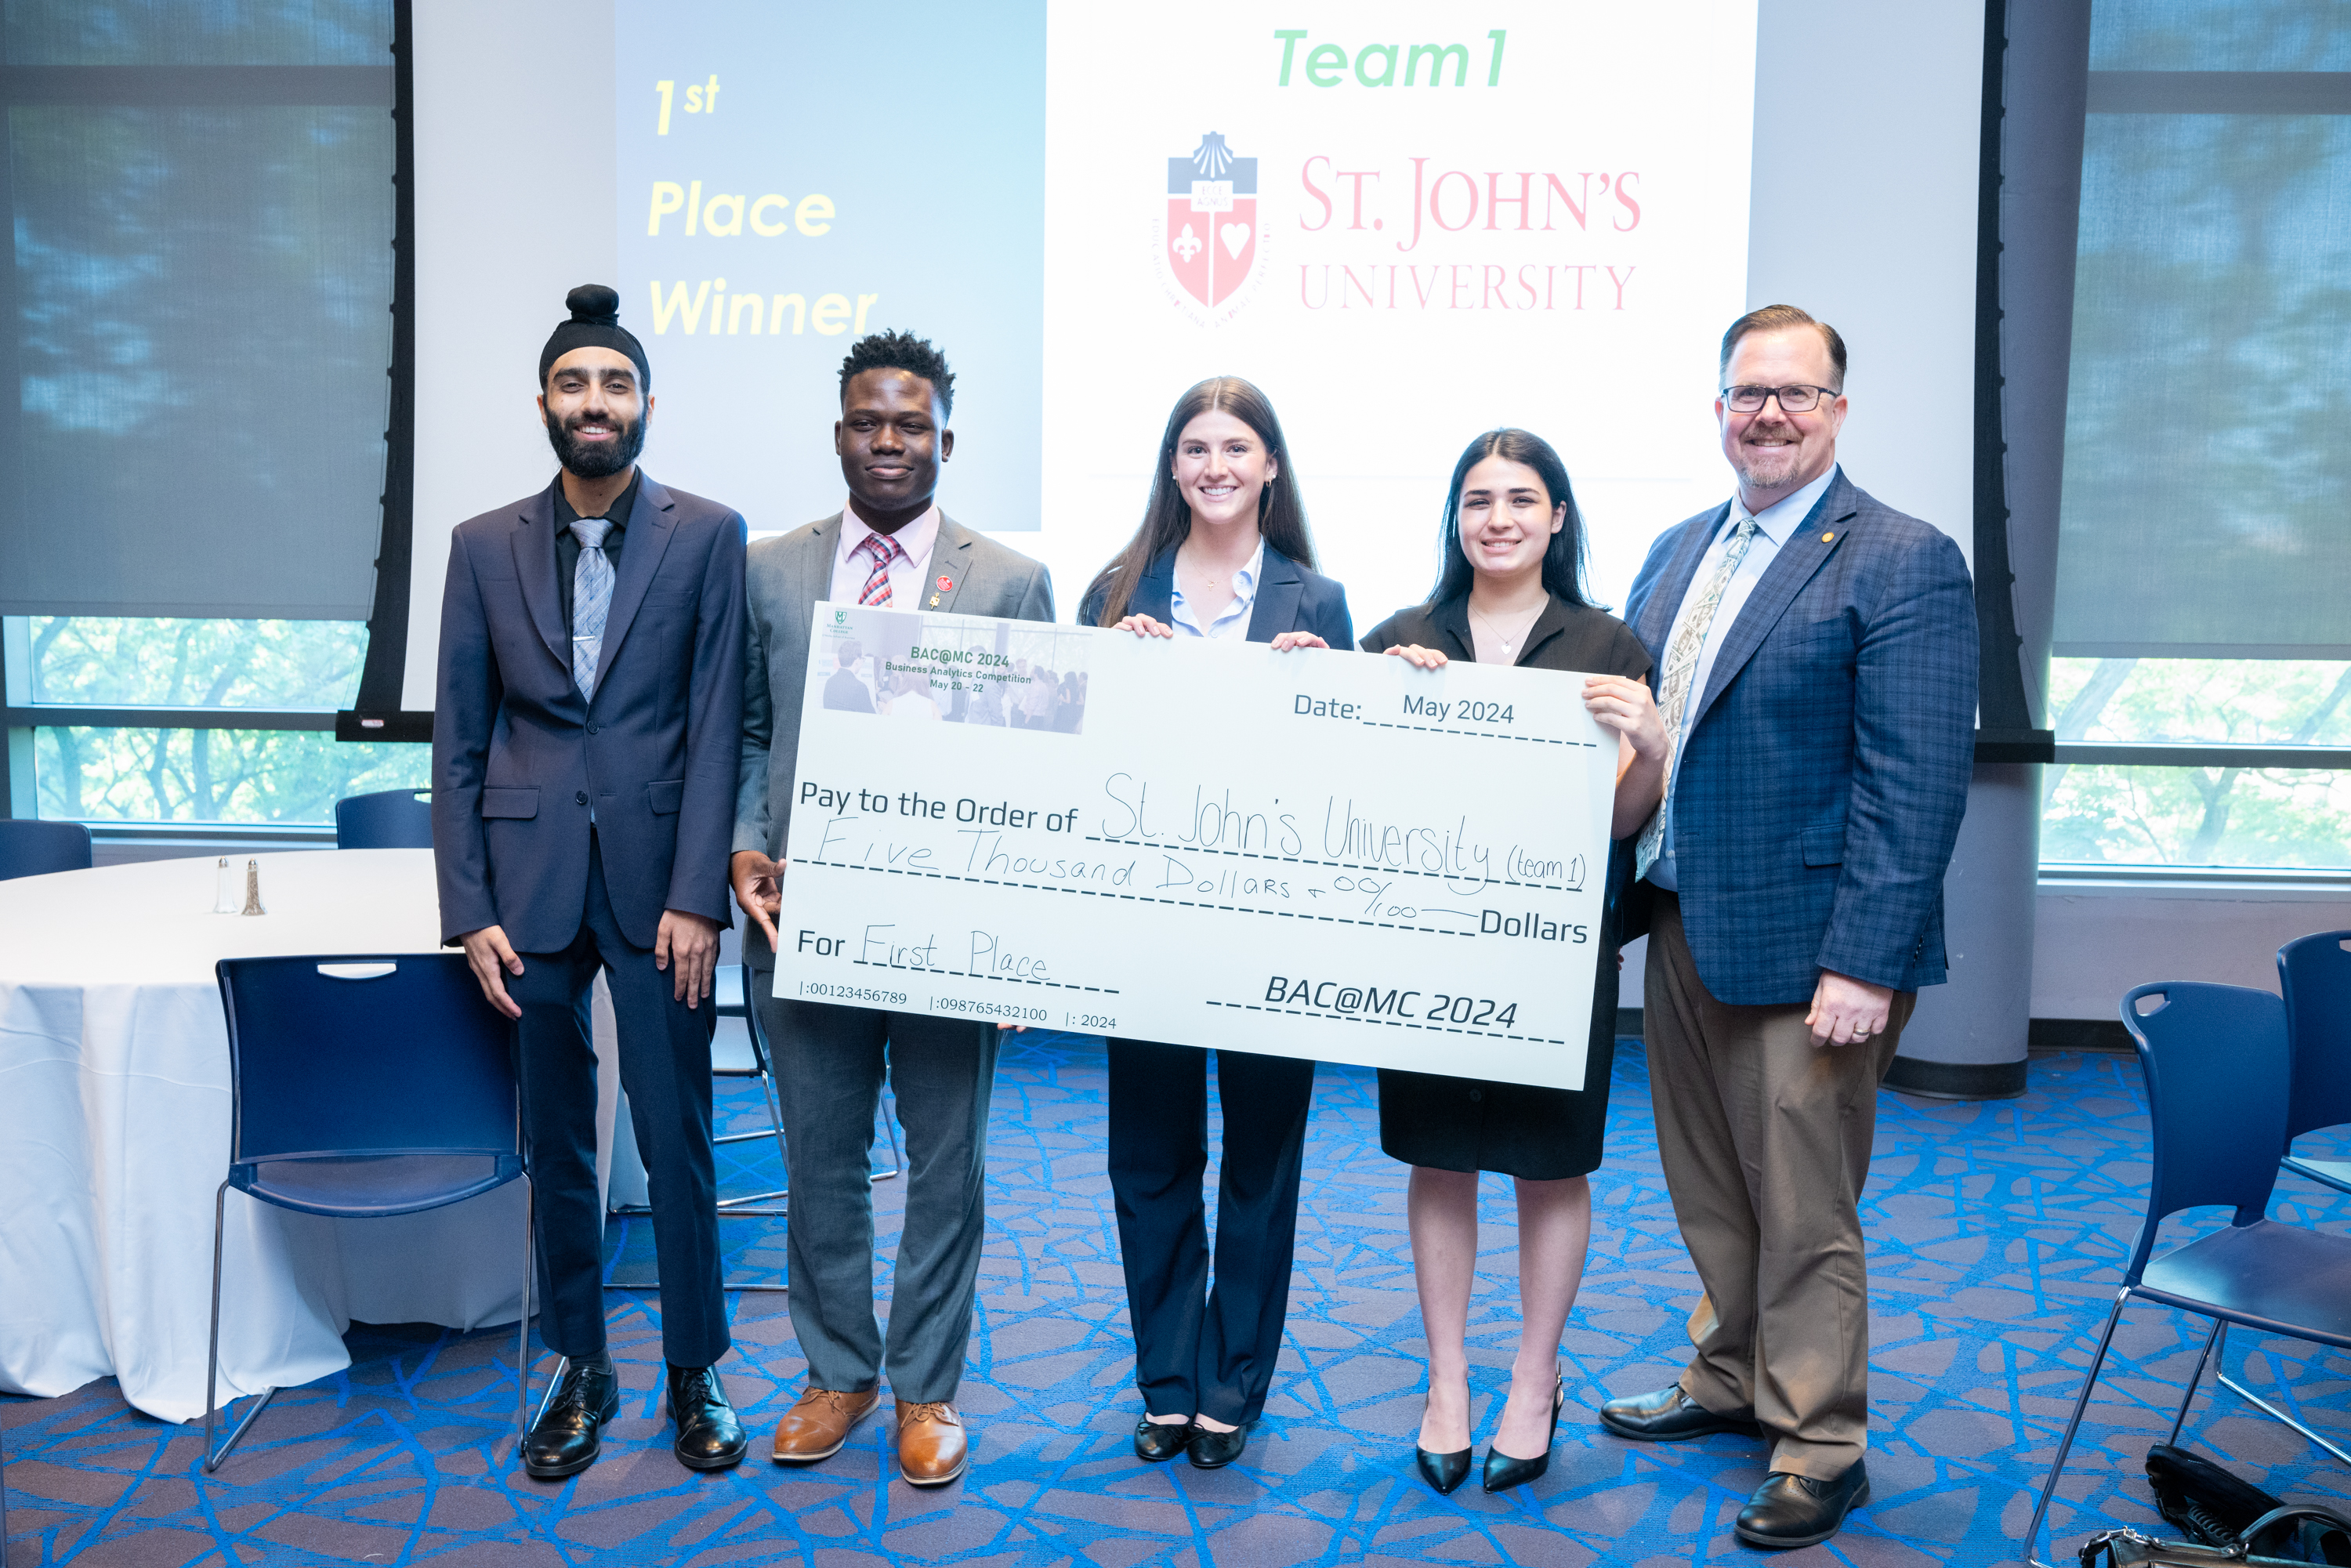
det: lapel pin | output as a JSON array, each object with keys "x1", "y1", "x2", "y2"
[
  {"x1": 929, "y1": 594, "x2": 940, "y2": 607},
  {"x1": 937, "y1": 574, "x2": 954, "y2": 592},
  {"x1": 1821, "y1": 531, "x2": 1835, "y2": 542}
]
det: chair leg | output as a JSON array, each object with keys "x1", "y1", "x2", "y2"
[
  {"x1": 2168, "y1": 1319, "x2": 2226, "y2": 1445},
  {"x1": 534, "y1": 1356, "x2": 570, "y2": 1430},
  {"x1": 203, "y1": 1182, "x2": 277, "y2": 1474},
  {"x1": 2024, "y1": 1287, "x2": 2131, "y2": 1567},
  {"x1": 875, "y1": 1088, "x2": 904, "y2": 1182},
  {"x1": 514, "y1": 1175, "x2": 535, "y2": 1447},
  {"x1": 745, "y1": 1001, "x2": 795, "y2": 1200},
  {"x1": 2215, "y1": 1368, "x2": 2351, "y2": 1468}
]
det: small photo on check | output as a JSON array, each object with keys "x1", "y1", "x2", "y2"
[{"x1": 813, "y1": 604, "x2": 1094, "y2": 734}]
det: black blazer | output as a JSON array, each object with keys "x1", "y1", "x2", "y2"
[{"x1": 1082, "y1": 541, "x2": 1353, "y2": 648}]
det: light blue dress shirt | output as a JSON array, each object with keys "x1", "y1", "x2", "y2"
[
  {"x1": 1169, "y1": 538, "x2": 1264, "y2": 641},
  {"x1": 1648, "y1": 464, "x2": 1839, "y2": 893}
]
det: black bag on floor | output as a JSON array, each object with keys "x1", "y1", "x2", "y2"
[{"x1": 2076, "y1": 1444, "x2": 2351, "y2": 1566}]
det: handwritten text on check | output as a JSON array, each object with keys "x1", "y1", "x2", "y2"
[{"x1": 773, "y1": 603, "x2": 1617, "y2": 1089}]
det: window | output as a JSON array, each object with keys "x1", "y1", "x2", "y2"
[
  {"x1": 8, "y1": 615, "x2": 427, "y2": 825},
  {"x1": 0, "y1": 2, "x2": 412, "y2": 829},
  {"x1": 2043, "y1": 657, "x2": 2349, "y2": 867},
  {"x1": 2041, "y1": 0, "x2": 2351, "y2": 872}
]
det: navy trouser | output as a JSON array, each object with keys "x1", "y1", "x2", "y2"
[
  {"x1": 1107, "y1": 1040, "x2": 1315, "y2": 1425},
  {"x1": 509, "y1": 835, "x2": 727, "y2": 1367}
]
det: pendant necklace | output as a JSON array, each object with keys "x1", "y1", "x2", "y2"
[{"x1": 1470, "y1": 603, "x2": 1541, "y2": 654}]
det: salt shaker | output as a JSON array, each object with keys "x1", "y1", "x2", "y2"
[
  {"x1": 212, "y1": 856, "x2": 239, "y2": 914},
  {"x1": 239, "y1": 858, "x2": 267, "y2": 917}
]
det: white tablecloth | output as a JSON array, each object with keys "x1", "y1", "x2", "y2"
[{"x1": 0, "y1": 849, "x2": 625, "y2": 1421}]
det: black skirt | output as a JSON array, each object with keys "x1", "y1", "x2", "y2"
[{"x1": 1377, "y1": 851, "x2": 1628, "y2": 1181}]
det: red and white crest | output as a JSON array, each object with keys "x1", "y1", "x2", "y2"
[{"x1": 1157, "y1": 132, "x2": 1265, "y2": 324}]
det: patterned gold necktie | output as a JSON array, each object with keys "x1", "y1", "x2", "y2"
[{"x1": 1636, "y1": 515, "x2": 1759, "y2": 880}]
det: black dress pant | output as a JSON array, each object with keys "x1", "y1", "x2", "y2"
[
  {"x1": 509, "y1": 835, "x2": 728, "y2": 1367},
  {"x1": 1106, "y1": 1040, "x2": 1314, "y2": 1425}
]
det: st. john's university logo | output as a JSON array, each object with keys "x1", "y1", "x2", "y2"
[{"x1": 1156, "y1": 132, "x2": 1267, "y2": 326}]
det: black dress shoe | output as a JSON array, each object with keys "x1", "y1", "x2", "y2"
[
  {"x1": 1482, "y1": 1374, "x2": 1565, "y2": 1494},
  {"x1": 523, "y1": 1355, "x2": 621, "y2": 1479},
  {"x1": 1186, "y1": 1423, "x2": 1250, "y2": 1469},
  {"x1": 668, "y1": 1363, "x2": 748, "y2": 1470},
  {"x1": 1415, "y1": 1444, "x2": 1472, "y2": 1495},
  {"x1": 1596, "y1": 1384, "x2": 1763, "y2": 1443},
  {"x1": 1133, "y1": 1417, "x2": 1195, "y2": 1462},
  {"x1": 1734, "y1": 1461, "x2": 1871, "y2": 1549}
]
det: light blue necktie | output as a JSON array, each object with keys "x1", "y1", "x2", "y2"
[{"x1": 570, "y1": 517, "x2": 614, "y2": 700}]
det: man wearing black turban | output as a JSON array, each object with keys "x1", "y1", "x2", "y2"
[{"x1": 433, "y1": 284, "x2": 751, "y2": 1478}]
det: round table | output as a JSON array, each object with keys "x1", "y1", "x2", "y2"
[{"x1": 0, "y1": 849, "x2": 624, "y2": 1421}]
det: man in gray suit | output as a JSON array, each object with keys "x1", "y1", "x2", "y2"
[{"x1": 732, "y1": 331, "x2": 1053, "y2": 1486}]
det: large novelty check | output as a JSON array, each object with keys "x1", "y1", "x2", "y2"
[{"x1": 774, "y1": 603, "x2": 1616, "y2": 1090}]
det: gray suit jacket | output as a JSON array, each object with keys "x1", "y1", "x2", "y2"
[{"x1": 734, "y1": 511, "x2": 1055, "y2": 860}]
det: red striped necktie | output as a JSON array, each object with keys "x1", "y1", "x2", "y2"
[{"x1": 856, "y1": 531, "x2": 904, "y2": 607}]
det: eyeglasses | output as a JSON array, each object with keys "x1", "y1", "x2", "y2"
[{"x1": 1721, "y1": 384, "x2": 1839, "y2": 413}]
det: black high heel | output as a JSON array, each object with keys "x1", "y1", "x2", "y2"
[
  {"x1": 1481, "y1": 1374, "x2": 1565, "y2": 1494},
  {"x1": 1416, "y1": 1443, "x2": 1473, "y2": 1495},
  {"x1": 1415, "y1": 1374, "x2": 1473, "y2": 1496}
]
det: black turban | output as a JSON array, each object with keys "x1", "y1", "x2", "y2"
[{"x1": 538, "y1": 284, "x2": 650, "y2": 389}]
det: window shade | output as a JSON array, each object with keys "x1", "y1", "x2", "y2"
[
  {"x1": 2050, "y1": 6, "x2": 2351, "y2": 658},
  {"x1": 0, "y1": 2, "x2": 394, "y2": 621}
]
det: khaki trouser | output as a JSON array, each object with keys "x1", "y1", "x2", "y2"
[{"x1": 1643, "y1": 893, "x2": 1913, "y2": 1479}]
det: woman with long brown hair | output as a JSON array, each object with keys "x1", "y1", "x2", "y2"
[
  {"x1": 1365, "y1": 427, "x2": 1666, "y2": 1496},
  {"x1": 1080, "y1": 376, "x2": 1352, "y2": 1471}
]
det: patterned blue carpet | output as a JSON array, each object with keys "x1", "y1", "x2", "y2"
[{"x1": 5, "y1": 1035, "x2": 2349, "y2": 1566}]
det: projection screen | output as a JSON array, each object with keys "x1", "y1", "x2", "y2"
[{"x1": 404, "y1": 0, "x2": 1980, "y2": 712}]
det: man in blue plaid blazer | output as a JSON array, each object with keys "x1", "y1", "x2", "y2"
[{"x1": 1600, "y1": 306, "x2": 1976, "y2": 1551}]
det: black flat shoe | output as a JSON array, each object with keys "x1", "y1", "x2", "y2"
[
  {"x1": 1733, "y1": 1461, "x2": 1871, "y2": 1549},
  {"x1": 1482, "y1": 1375, "x2": 1565, "y2": 1494},
  {"x1": 523, "y1": 1355, "x2": 621, "y2": 1479},
  {"x1": 1416, "y1": 1444, "x2": 1473, "y2": 1495},
  {"x1": 1133, "y1": 1417, "x2": 1195, "y2": 1462},
  {"x1": 668, "y1": 1363, "x2": 748, "y2": 1470},
  {"x1": 1596, "y1": 1383, "x2": 1763, "y2": 1443},
  {"x1": 1186, "y1": 1423, "x2": 1250, "y2": 1469}
]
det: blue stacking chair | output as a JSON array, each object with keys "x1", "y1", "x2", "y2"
[
  {"x1": 333, "y1": 788, "x2": 433, "y2": 849},
  {"x1": 206, "y1": 954, "x2": 532, "y2": 1472},
  {"x1": 2023, "y1": 982, "x2": 2351, "y2": 1566},
  {"x1": 2279, "y1": 930, "x2": 2351, "y2": 1199},
  {"x1": 0, "y1": 819, "x2": 92, "y2": 880}
]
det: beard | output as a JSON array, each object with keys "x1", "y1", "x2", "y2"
[
  {"x1": 545, "y1": 404, "x2": 649, "y2": 479},
  {"x1": 1730, "y1": 425, "x2": 1806, "y2": 491}
]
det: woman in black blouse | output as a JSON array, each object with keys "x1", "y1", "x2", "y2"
[{"x1": 1362, "y1": 429, "x2": 1667, "y2": 1495}]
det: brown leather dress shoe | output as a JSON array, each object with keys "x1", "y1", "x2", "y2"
[
  {"x1": 894, "y1": 1400, "x2": 969, "y2": 1486},
  {"x1": 770, "y1": 1386, "x2": 881, "y2": 1463}
]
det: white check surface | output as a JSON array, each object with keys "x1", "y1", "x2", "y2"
[{"x1": 777, "y1": 605, "x2": 1616, "y2": 1090}]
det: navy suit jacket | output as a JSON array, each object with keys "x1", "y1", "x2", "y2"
[
  {"x1": 433, "y1": 473, "x2": 747, "y2": 953},
  {"x1": 1623, "y1": 470, "x2": 1976, "y2": 1005},
  {"x1": 1081, "y1": 542, "x2": 1353, "y2": 649}
]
